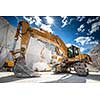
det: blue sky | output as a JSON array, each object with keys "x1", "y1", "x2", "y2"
[{"x1": 3, "y1": 16, "x2": 100, "y2": 53}]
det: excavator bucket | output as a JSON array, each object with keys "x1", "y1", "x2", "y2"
[{"x1": 13, "y1": 56, "x2": 40, "y2": 78}]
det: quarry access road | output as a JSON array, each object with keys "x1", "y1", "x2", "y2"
[{"x1": 0, "y1": 71, "x2": 100, "y2": 83}]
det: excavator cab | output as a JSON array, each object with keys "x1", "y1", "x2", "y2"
[{"x1": 67, "y1": 45, "x2": 80, "y2": 58}]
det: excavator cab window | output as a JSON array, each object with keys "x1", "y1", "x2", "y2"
[
  {"x1": 67, "y1": 45, "x2": 79, "y2": 58},
  {"x1": 67, "y1": 48, "x2": 73, "y2": 58},
  {"x1": 74, "y1": 47, "x2": 79, "y2": 56}
]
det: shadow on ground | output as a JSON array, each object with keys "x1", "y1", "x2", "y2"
[
  {"x1": 0, "y1": 75, "x2": 39, "y2": 83},
  {"x1": 0, "y1": 72, "x2": 100, "y2": 83},
  {"x1": 0, "y1": 75, "x2": 24, "y2": 83},
  {"x1": 87, "y1": 74, "x2": 100, "y2": 81},
  {"x1": 42, "y1": 73, "x2": 100, "y2": 83},
  {"x1": 42, "y1": 74, "x2": 87, "y2": 83}
]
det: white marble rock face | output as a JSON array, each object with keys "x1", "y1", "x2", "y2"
[
  {"x1": 0, "y1": 17, "x2": 52, "y2": 72},
  {"x1": 25, "y1": 37, "x2": 52, "y2": 71},
  {"x1": 89, "y1": 45, "x2": 100, "y2": 70},
  {"x1": 0, "y1": 17, "x2": 16, "y2": 67}
]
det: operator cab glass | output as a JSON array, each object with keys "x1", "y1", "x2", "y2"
[
  {"x1": 74, "y1": 47, "x2": 79, "y2": 56},
  {"x1": 67, "y1": 48, "x2": 73, "y2": 58},
  {"x1": 67, "y1": 45, "x2": 79, "y2": 58}
]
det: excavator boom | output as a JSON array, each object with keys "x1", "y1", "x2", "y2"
[{"x1": 14, "y1": 21, "x2": 68, "y2": 58}]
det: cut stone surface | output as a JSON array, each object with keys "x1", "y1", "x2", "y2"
[{"x1": 0, "y1": 17, "x2": 53, "y2": 77}]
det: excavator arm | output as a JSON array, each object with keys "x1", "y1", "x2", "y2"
[{"x1": 14, "y1": 21, "x2": 68, "y2": 58}]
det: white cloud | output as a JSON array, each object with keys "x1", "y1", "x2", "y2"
[
  {"x1": 80, "y1": 24, "x2": 84, "y2": 29},
  {"x1": 77, "y1": 16, "x2": 85, "y2": 22},
  {"x1": 81, "y1": 29, "x2": 85, "y2": 32},
  {"x1": 89, "y1": 41, "x2": 99, "y2": 45},
  {"x1": 45, "y1": 16, "x2": 54, "y2": 25},
  {"x1": 89, "y1": 20, "x2": 100, "y2": 34},
  {"x1": 23, "y1": 16, "x2": 32, "y2": 22},
  {"x1": 66, "y1": 43, "x2": 71, "y2": 47},
  {"x1": 61, "y1": 17, "x2": 76, "y2": 28},
  {"x1": 39, "y1": 16, "x2": 54, "y2": 33},
  {"x1": 61, "y1": 16, "x2": 68, "y2": 28},
  {"x1": 23, "y1": 16, "x2": 53, "y2": 32},
  {"x1": 75, "y1": 36, "x2": 99, "y2": 47},
  {"x1": 23, "y1": 16, "x2": 42, "y2": 25},
  {"x1": 75, "y1": 36, "x2": 99, "y2": 53},
  {"x1": 75, "y1": 36, "x2": 92, "y2": 46},
  {"x1": 40, "y1": 24, "x2": 53, "y2": 33},
  {"x1": 80, "y1": 47, "x2": 85, "y2": 52},
  {"x1": 23, "y1": 16, "x2": 35, "y2": 24},
  {"x1": 33, "y1": 16, "x2": 42, "y2": 26},
  {"x1": 77, "y1": 24, "x2": 85, "y2": 32},
  {"x1": 87, "y1": 17, "x2": 99, "y2": 24},
  {"x1": 68, "y1": 18, "x2": 75, "y2": 24}
]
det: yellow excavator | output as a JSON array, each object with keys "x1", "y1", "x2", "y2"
[{"x1": 4, "y1": 21, "x2": 92, "y2": 76}]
